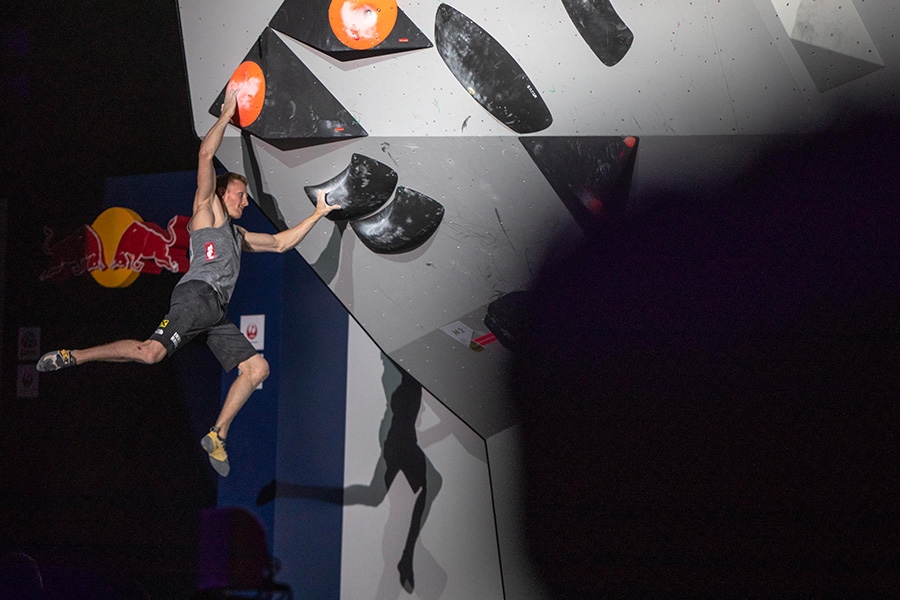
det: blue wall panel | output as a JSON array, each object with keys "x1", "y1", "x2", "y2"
[
  {"x1": 275, "y1": 250, "x2": 348, "y2": 599},
  {"x1": 215, "y1": 199, "x2": 284, "y2": 550}
]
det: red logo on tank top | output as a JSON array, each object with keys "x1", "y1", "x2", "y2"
[{"x1": 205, "y1": 242, "x2": 216, "y2": 261}]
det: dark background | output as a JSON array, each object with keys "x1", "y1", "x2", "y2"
[
  {"x1": 2, "y1": 1, "x2": 217, "y2": 598},
  {"x1": 3, "y1": 2, "x2": 900, "y2": 599}
]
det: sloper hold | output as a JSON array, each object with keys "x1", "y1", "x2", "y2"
[
  {"x1": 434, "y1": 3, "x2": 552, "y2": 134},
  {"x1": 269, "y1": 0, "x2": 432, "y2": 59},
  {"x1": 520, "y1": 136, "x2": 638, "y2": 234},
  {"x1": 350, "y1": 186, "x2": 444, "y2": 254},
  {"x1": 304, "y1": 153, "x2": 398, "y2": 221},
  {"x1": 209, "y1": 28, "x2": 367, "y2": 149},
  {"x1": 561, "y1": 0, "x2": 634, "y2": 66}
]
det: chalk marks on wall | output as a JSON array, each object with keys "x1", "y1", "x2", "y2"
[
  {"x1": 520, "y1": 136, "x2": 639, "y2": 234},
  {"x1": 205, "y1": 4, "x2": 647, "y2": 267},
  {"x1": 212, "y1": 1, "x2": 645, "y2": 147},
  {"x1": 270, "y1": 0, "x2": 432, "y2": 58},
  {"x1": 434, "y1": 4, "x2": 553, "y2": 134},
  {"x1": 561, "y1": 0, "x2": 634, "y2": 66},
  {"x1": 209, "y1": 28, "x2": 367, "y2": 149}
]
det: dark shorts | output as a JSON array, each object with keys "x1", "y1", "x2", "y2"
[{"x1": 149, "y1": 280, "x2": 257, "y2": 372}]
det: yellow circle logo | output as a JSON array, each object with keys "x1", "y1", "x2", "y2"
[{"x1": 90, "y1": 207, "x2": 143, "y2": 288}]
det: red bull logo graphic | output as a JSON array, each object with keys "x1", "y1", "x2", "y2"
[
  {"x1": 110, "y1": 215, "x2": 191, "y2": 274},
  {"x1": 40, "y1": 207, "x2": 190, "y2": 288},
  {"x1": 40, "y1": 224, "x2": 107, "y2": 282}
]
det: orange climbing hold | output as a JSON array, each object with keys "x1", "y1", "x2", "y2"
[
  {"x1": 329, "y1": 0, "x2": 398, "y2": 50},
  {"x1": 227, "y1": 61, "x2": 266, "y2": 127}
]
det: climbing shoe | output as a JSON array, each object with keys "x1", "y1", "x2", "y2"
[
  {"x1": 201, "y1": 428, "x2": 230, "y2": 477},
  {"x1": 36, "y1": 349, "x2": 77, "y2": 372}
]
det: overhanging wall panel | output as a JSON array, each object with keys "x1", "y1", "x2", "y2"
[
  {"x1": 214, "y1": 135, "x2": 572, "y2": 356},
  {"x1": 210, "y1": 131, "x2": 790, "y2": 437}
]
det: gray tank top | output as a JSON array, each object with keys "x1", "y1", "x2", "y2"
[{"x1": 176, "y1": 220, "x2": 243, "y2": 305}]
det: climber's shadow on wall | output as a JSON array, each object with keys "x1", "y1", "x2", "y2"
[{"x1": 256, "y1": 355, "x2": 442, "y2": 594}]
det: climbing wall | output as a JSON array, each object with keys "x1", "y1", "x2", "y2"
[{"x1": 178, "y1": 0, "x2": 898, "y2": 597}]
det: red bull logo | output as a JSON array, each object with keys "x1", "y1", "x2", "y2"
[
  {"x1": 40, "y1": 207, "x2": 190, "y2": 288},
  {"x1": 40, "y1": 224, "x2": 106, "y2": 282}
]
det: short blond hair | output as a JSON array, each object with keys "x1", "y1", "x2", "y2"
[{"x1": 215, "y1": 172, "x2": 248, "y2": 198}]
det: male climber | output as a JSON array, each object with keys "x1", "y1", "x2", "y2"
[{"x1": 36, "y1": 88, "x2": 341, "y2": 476}]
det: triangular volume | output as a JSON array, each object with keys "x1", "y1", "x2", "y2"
[
  {"x1": 269, "y1": 0, "x2": 431, "y2": 60},
  {"x1": 791, "y1": 39, "x2": 884, "y2": 92},
  {"x1": 520, "y1": 136, "x2": 638, "y2": 234},
  {"x1": 790, "y1": 0, "x2": 883, "y2": 64},
  {"x1": 561, "y1": 0, "x2": 633, "y2": 67},
  {"x1": 390, "y1": 9, "x2": 433, "y2": 51},
  {"x1": 209, "y1": 28, "x2": 367, "y2": 150},
  {"x1": 435, "y1": 3, "x2": 552, "y2": 134}
]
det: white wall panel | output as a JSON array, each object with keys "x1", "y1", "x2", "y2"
[
  {"x1": 341, "y1": 318, "x2": 503, "y2": 599},
  {"x1": 180, "y1": 1, "x2": 900, "y2": 140}
]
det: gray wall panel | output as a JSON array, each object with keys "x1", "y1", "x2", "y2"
[{"x1": 214, "y1": 135, "x2": 572, "y2": 359}]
